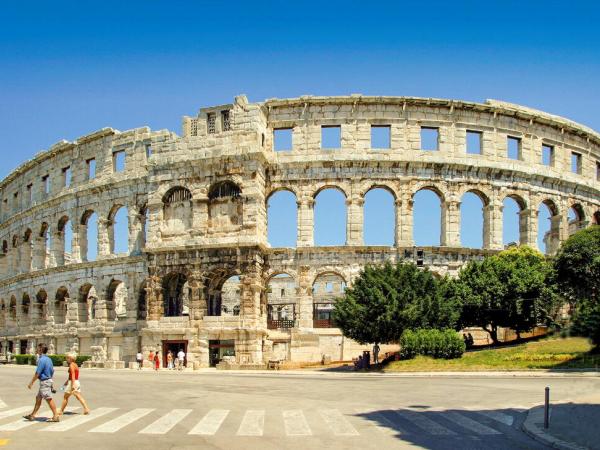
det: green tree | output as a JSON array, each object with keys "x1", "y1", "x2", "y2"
[
  {"x1": 332, "y1": 262, "x2": 460, "y2": 346},
  {"x1": 553, "y1": 226, "x2": 600, "y2": 350},
  {"x1": 456, "y1": 246, "x2": 555, "y2": 344}
]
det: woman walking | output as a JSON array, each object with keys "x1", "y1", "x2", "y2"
[
  {"x1": 58, "y1": 353, "x2": 90, "y2": 416},
  {"x1": 153, "y1": 351, "x2": 160, "y2": 371},
  {"x1": 167, "y1": 351, "x2": 174, "y2": 370}
]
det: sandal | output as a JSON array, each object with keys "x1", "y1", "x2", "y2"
[
  {"x1": 47, "y1": 417, "x2": 60, "y2": 422},
  {"x1": 23, "y1": 414, "x2": 34, "y2": 421}
]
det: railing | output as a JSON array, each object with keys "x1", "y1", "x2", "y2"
[
  {"x1": 267, "y1": 319, "x2": 296, "y2": 330},
  {"x1": 313, "y1": 319, "x2": 333, "y2": 328}
]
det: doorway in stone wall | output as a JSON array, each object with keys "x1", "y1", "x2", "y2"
[{"x1": 161, "y1": 340, "x2": 188, "y2": 368}]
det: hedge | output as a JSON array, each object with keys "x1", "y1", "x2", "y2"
[
  {"x1": 11, "y1": 354, "x2": 92, "y2": 367},
  {"x1": 14, "y1": 354, "x2": 36, "y2": 365},
  {"x1": 400, "y1": 329, "x2": 466, "y2": 359}
]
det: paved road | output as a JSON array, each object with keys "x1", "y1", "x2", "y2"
[{"x1": 0, "y1": 366, "x2": 598, "y2": 449}]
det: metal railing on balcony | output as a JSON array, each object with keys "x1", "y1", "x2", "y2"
[{"x1": 267, "y1": 319, "x2": 296, "y2": 330}]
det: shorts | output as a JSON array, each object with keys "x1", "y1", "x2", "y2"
[
  {"x1": 65, "y1": 380, "x2": 81, "y2": 394},
  {"x1": 37, "y1": 379, "x2": 53, "y2": 400}
]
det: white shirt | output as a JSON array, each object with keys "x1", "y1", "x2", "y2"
[
  {"x1": 136, "y1": 352, "x2": 143, "y2": 360},
  {"x1": 177, "y1": 351, "x2": 185, "y2": 360}
]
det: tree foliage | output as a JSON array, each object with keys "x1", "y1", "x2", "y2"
[
  {"x1": 553, "y1": 226, "x2": 600, "y2": 349},
  {"x1": 455, "y1": 246, "x2": 555, "y2": 344},
  {"x1": 332, "y1": 262, "x2": 461, "y2": 345}
]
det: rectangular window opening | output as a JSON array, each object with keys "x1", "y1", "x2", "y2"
[
  {"x1": 596, "y1": 161, "x2": 600, "y2": 181},
  {"x1": 26, "y1": 184, "x2": 32, "y2": 204},
  {"x1": 466, "y1": 130, "x2": 482, "y2": 155},
  {"x1": 87, "y1": 158, "x2": 96, "y2": 180},
  {"x1": 321, "y1": 125, "x2": 341, "y2": 149},
  {"x1": 542, "y1": 144, "x2": 554, "y2": 166},
  {"x1": 507, "y1": 136, "x2": 521, "y2": 160},
  {"x1": 12, "y1": 192, "x2": 18, "y2": 211},
  {"x1": 273, "y1": 128, "x2": 293, "y2": 151},
  {"x1": 420, "y1": 127, "x2": 439, "y2": 151},
  {"x1": 113, "y1": 151, "x2": 126, "y2": 173},
  {"x1": 42, "y1": 175, "x2": 50, "y2": 195},
  {"x1": 62, "y1": 166, "x2": 72, "y2": 188},
  {"x1": 371, "y1": 125, "x2": 391, "y2": 149},
  {"x1": 571, "y1": 152, "x2": 582, "y2": 174},
  {"x1": 207, "y1": 113, "x2": 216, "y2": 134},
  {"x1": 221, "y1": 110, "x2": 231, "y2": 131},
  {"x1": 145, "y1": 144, "x2": 152, "y2": 159}
]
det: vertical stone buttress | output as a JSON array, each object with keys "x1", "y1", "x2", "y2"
[
  {"x1": 441, "y1": 199, "x2": 461, "y2": 247},
  {"x1": 346, "y1": 196, "x2": 363, "y2": 245},
  {"x1": 297, "y1": 195, "x2": 314, "y2": 247}
]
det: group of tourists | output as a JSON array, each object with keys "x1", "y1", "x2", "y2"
[
  {"x1": 135, "y1": 348, "x2": 186, "y2": 371},
  {"x1": 24, "y1": 344, "x2": 90, "y2": 423}
]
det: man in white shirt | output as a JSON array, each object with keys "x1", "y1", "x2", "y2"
[
  {"x1": 177, "y1": 349, "x2": 185, "y2": 370},
  {"x1": 136, "y1": 351, "x2": 143, "y2": 370}
]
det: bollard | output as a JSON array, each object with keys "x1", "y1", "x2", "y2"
[{"x1": 544, "y1": 386, "x2": 550, "y2": 429}]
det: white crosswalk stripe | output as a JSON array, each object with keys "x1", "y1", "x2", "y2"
[
  {"x1": 237, "y1": 410, "x2": 265, "y2": 436},
  {"x1": 395, "y1": 409, "x2": 456, "y2": 435},
  {"x1": 319, "y1": 409, "x2": 359, "y2": 436},
  {"x1": 283, "y1": 410, "x2": 312, "y2": 436},
  {"x1": 188, "y1": 409, "x2": 229, "y2": 435},
  {"x1": 41, "y1": 407, "x2": 116, "y2": 432},
  {"x1": 89, "y1": 408, "x2": 155, "y2": 433},
  {"x1": 354, "y1": 409, "x2": 406, "y2": 436},
  {"x1": 0, "y1": 407, "x2": 80, "y2": 432},
  {"x1": 444, "y1": 411, "x2": 502, "y2": 435},
  {"x1": 0, "y1": 406, "x2": 32, "y2": 420},
  {"x1": 138, "y1": 409, "x2": 192, "y2": 435}
]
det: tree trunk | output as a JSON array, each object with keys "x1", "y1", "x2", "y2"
[{"x1": 483, "y1": 325, "x2": 500, "y2": 345}]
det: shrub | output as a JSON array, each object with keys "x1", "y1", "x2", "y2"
[
  {"x1": 400, "y1": 329, "x2": 466, "y2": 359},
  {"x1": 48, "y1": 354, "x2": 66, "y2": 367},
  {"x1": 76, "y1": 355, "x2": 91, "y2": 366},
  {"x1": 14, "y1": 354, "x2": 35, "y2": 365}
]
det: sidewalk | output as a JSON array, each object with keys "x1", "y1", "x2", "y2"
[{"x1": 523, "y1": 394, "x2": 600, "y2": 450}]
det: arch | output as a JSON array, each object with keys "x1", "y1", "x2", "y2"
[
  {"x1": 364, "y1": 187, "x2": 395, "y2": 246},
  {"x1": 137, "y1": 280, "x2": 148, "y2": 320},
  {"x1": 23, "y1": 228, "x2": 32, "y2": 243},
  {"x1": 81, "y1": 210, "x2": 98, "y2": 262},
  {"x1": 594, "y1": 211, "x2": 600, "y2": 225},
  {"x1": 460, "y1": 191, "x2": 485, "y2": 249},
  {"x1": 314, "y1": 188, "x2": 347, "y2": 246},
  {"x1": 568, "y1": 203, "x2": 587, "y2": 235},
  {"x1": 267, "y1": 189, "x2": 297, "y2": 248},
  {"x1": 312, "y1": 272, "x2": 346, "y2": 328},
  {"x1": 1, "y1": 240, "x2": 7, "y2": 254},
  {"x1": 57, "y1": 216, "x2": 73, "y2": 265},
  {"x1": 11, "y1": 235, "x2": 19, "y2": 248},
  {"x1": 162, "y1": 187, "x2": 193, "y2": 234},
  {"x1": 54, "y1": 286, "x2": 69, "y2": 324},
  {"x1": 8, "y1": 296, "x2": 17, "y2": 322},
  {"x1": 267, "y1": 273, "x2": 298, "y2": 329},
  {"x1": 0, "y1": 300, "x2": 5, "y2": 328},
  {"x1": 107, "y1": 279, "x2": 127, "y2": 319},
  {"x1": 78, "y1": 284, "x2": 97, "y2": 322},
  {"x1": 221, "y1": 275, "x2": 241, "y2": 316},
  {"x1": 21, "y1": 293, "x2": 30, "y2": 316},
  {"x1": 162, "y1": 273, "x2": 188, "y2": 317},
  {"x1": 162, "y1": 186, "x2": 192, "y2": 204},
  {"x1": 538, "y1": 199, "x2": 560, "y2": 254},
  {"x1": 108, "y1": 205, "x2": 129, "y2": 255},
  {"x1": 208, "y1": 180, "x2": 241, "y2": 200},
  {"x1": 34, "y1": 289, "x2": 48, "y2": 322},
  {"x1": 413, "y1": 188, "x2": 443, "y2": 246}
]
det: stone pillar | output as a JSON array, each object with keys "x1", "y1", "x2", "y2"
[
  {"x1": 192, "y1": 198, "x2": 207, "y2": 233},
  {"x1": 346, "y1": 197, "x2": 363, "y2": 245},
  {"x1": 98, "y1": 218, "x2": 111, "y2": 258},
  {"x1": 188, "y1": 273, "x2": 206, "y2": 321},
  {"x1": 129, "y1": 209, "x2": 142, "y2": 255},
  {"x1": 441, "y1": 200, "x2": 461, "y2": 247},
  {"x1": 71, "y1": 224, "x2": 82, "y2": 264},
  {"x1": 297, "y1": 197, "x2": 314, "y2": 247},
  {"x1": 396, "y1": 195, "x2": 414, "y2": 247},
  {"x1": 547, "y1": 214, "x2": 565, "y2": 255},
  {"x1": 53, "y1": 230, "x2": 64, "y2": 267},
  {"x1": 521, "y1": 208, "x2": 538, "y2": 249},
  {"x1": 145, "y1": 275, "x2": 163, "y2": 321},
  {"x1": 483, "y1": 201, "x2": 504, "y2": 250},
  {"x1": 297, "y1": 265, "x2": 313, "y2": 328}
]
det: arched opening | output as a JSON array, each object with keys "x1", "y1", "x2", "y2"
[
  {"x1": 538, "y1": 200, "x2": 560, "y2": 254},
  {"x1": 8, "y1": 296, "x2": 17, "y2": 325},
  {"x1": 109, "y1": 206, "x2": 129, "y2": 255},
  {"x1": 54, "y1": 287, "x2": 69, "y2": 324},
  {"x1": 312, "y1": 273, "x2": 346, "y2": 328},
  {"x1": 39, "y1": 222, "x2": 50, "y2": 268},
  {"x1": 136, "y1": 205, "x2": 148, "y2": 252},
  {"x1": 208, "y1": 181, "x2": 243, "y2": 231},
  {"x1": 81, "y1": 210, "x2": 98, "y2": 262},
  {"x1": 503, "y1": 196, "x2": 526, "y2": 246},
  {"x1": 221, "y1": 275, "x2": 241, "y2": 316},
  {"x1": 364, "y1": 188, "x2": 395, "y2": 246},
  {"x1": 21, "y1": 294, "x2": 30, "y2": 325},
  {"x1": 57, "y1": 216, "x2": 72, "y2": 266},
  {"x1": 21, "y1": 229, "x2": 32, "y2": 272},
  {"x1": 78, "y1": 284, "x2": 97, "y2": 322},
  {"x1": 162, "y1": 273, "x2": 188, "y2": 317},
  {"x1": 162, "y1": 187, "x2": 193, "y2": 234},
  {"x1": 267, "y1": 190, "x2": 297, "y2": 247},
  {"x1": 107, "y1": 279, "x2": 127, "y2": 320},
  {"x1": 34, "y1": 289, "x2": 48, "y2": 323},
  {"x1": 460, "y1": 191, "x2": 485, "y2": 249},
  {"x1": 413, "y1": 188, "x2": 443, "y2": 246},
  {"x1": 568, "y1": 204, "x2": 586, "y2": 235},
  {"x1": 314, "y1": 188, "x2": 346, "y2": 246},
  {"x1": 137, "y1": 281, "x2": 148, "y2": 320},
  {"x1": 267, "y1": 273, "x2": 297, "y2": 329},
  {"x1": 594, "y1": 211, "x2": 600, "y2": 225},
  {"x1": 0, "y1": 301, "x2": 5, "y2": 329}
]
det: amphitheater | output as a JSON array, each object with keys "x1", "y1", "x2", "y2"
[{"x1": 0, "y1": 95, "x2": 598, "y2": 368}]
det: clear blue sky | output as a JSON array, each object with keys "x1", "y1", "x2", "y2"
[{"x1": 2, "y1": 1, "x2": 599, "y2": 253}]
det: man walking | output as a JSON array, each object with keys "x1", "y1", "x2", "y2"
[
  {"x1": 372, "y1": 343, "x2": 381, "y2": 365},
  {"x1": 177, "y1": 348, "x2": 186, "y2": 371},
  {"x1": 24, "y1": 344, "x2": 60, "y2": 422},
  {"x1": 136, "y1": 351, "x2": 143, "y2": 370}
]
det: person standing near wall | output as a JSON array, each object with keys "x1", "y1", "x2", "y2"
[{"x1": 136, "y1": 351, "x2": 143, "y2": 370}]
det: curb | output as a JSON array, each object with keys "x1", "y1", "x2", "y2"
[{"x1": 522, "y1": 405, "x2": 588, "y2": 450}]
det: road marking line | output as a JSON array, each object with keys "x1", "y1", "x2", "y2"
[
  {"x1": 138, "y1": 409, "x2": 192, "y2": 435},
  {"x1": 0, "y1": 407, "x2": 80, "y2": 432},
  {"x1": 283, "y1": 410, "x2": 312, "y2": 436},
  {"x1": 0, "y1": 406, "x2": 31, "y2": 420},
  {"x1": 188, "y1": 410, "x2": 229, "y2": 435},
  {"x1": 476, "y1": 411, "x2": 514, "y2": 426},
  {"x1": 88, "y1": 408, "x2": 155, "y2": 433},
  {"x1": 354, "y1": 409, "x2": 406, "y2": 436},
  {"x1": 319, "y1": 409, "x2": 359, "y2": 436},
  {"x1": 444, "y1": 411, "x2": 501, "y2": 435},
  {"x1": 236, "y1": 410, "x2": 265, "y2": 436},
  {"x1": 41, "y1": 407, "x2": 117, "y2": 432},
  {"x1": 395, "y1": 410, "x2": 456, "y2": 435}
]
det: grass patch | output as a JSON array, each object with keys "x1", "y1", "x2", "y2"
[{"x1": 384, "y1": 337, "x2": 600, "y2": 372}]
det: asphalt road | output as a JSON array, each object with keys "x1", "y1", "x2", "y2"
[{"x1": 0, "y1": 365, "x2": 598, "y2": 449}]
